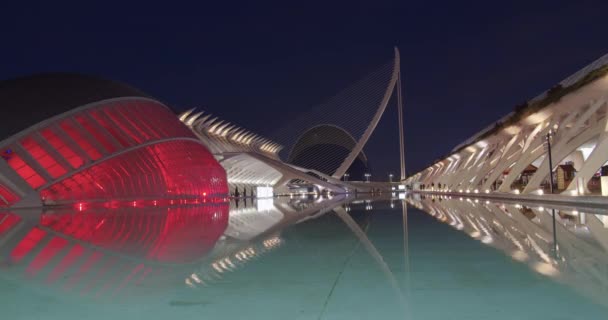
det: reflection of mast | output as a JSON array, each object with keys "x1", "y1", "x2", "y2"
[
  {"x1": 333, "y1": 206, "x2": 409, "y2": 315},
  {"x1": 402, "y1": 200, "x2": 411, "y2": 303}
]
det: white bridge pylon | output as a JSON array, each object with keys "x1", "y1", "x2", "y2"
[{"x1": 332, "y1": 47, "x2": 406, "y2": 181}]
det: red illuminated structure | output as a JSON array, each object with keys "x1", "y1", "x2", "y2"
[{"x1": 0, "y1": 73, "x2": 228, "y2": 207}]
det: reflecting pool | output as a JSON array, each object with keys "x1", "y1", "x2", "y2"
[{"x1": 1, "y1": 194, "x2": 607, "y2": 319}]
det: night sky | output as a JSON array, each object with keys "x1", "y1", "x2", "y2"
[{"x1": 2, "y1": 1, "x2": 608, "y2": 179}]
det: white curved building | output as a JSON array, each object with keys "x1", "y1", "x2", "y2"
[{"x1": 406, "y1": 52, "x2": 608, "y2": 199}]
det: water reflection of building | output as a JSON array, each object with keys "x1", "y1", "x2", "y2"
[
  {"x1": 407, "y1": 194, "x2": 608, "y2": 308},
  {"x1": 0, "y1": 204, "x2": 228, "y2": 298},
  {"x1": 0, "y1": 195, "x2": 351, "y2": 298},
  {"x1": 186, "y1": 195, "x2": 352, "y2": 287}
]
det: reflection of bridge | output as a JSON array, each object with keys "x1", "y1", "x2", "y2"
[{"x1": 406, "y1": 53, "x2": 608, "y2": 204}]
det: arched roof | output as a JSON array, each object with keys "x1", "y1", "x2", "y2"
[
  {"x1": 288, "y1": 124, "x2": 368, "y2": 165},
  {"x1": 0, "y1": 73, "x2": 154, "y2": 139},
  {"x1": 288, "y1": 124, "x2": 369, "y2": 176}
]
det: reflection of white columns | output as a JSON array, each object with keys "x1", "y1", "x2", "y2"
[{"x1": 588, "y1": 214, "x2": 608, "y2": 252}]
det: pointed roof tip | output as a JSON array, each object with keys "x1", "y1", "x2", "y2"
[
  {"x1": 185, "y1": 111, "x2": 204, "y2": 126},
  {"x1": 178, "y1": 108, "x2": 197, "y2": 122}
]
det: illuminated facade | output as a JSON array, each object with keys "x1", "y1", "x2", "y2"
[
  {"x1": 179, "y1": 109, "x2": 354, "y2": 195},
  {"x1": 0, "y1": 74, "x2": 228, "y2": 208},
  {"x1": 406, "y1": 52, "x2": 608, "y2": 198},
  {"x1": 178, "y1": 48, "x2": 406, "y2": 194}
]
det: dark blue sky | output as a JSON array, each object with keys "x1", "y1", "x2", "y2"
[{"x1": 2, "y1": 1, "x2": 608, "y2": 179}]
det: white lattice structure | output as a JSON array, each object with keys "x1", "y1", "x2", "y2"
[
  {"x1": 406, "y1": 53, "x2": 608, "y2": 197},
  {"x1": 178, "y1": 109, "x2": 354, "y2": 195},
  {"x1": 178, "y1": 108, "x2": 283, "y2": 159}
]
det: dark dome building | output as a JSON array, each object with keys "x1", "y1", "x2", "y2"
[
  {"x1": 0, "y1": 73, "x2": 152, "y2": 139},
  {"x1": 288, "y1": 124, "x2": 370, "y2": 180},
  {"x1": 0, "y1": 73, "x2": 228, "y2": 208}
]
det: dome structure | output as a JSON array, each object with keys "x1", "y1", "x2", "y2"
[
  {"x1": 0, "y1": 73, "x2": 152, "y2": 140},
  {"x1": 0, "y1": 73, "x2": 228, "y2": 208},
  {"x1": 288, "y1": 124, "x2": 370, "y2": 180}
]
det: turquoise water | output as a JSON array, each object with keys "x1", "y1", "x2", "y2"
[{"x1": 0, "y1": 196, "x2": 607, "y2": 319}]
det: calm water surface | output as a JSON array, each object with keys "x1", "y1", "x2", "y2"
[{"x1": 0, "y1": 195, "x2": 607, "y2": 319}]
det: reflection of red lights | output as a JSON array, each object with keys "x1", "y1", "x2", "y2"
[
  {"x1": 38, "y1": 205, "x2": 228, "y2": 263},
  {"x1": 26, "y1": 236, "x2": 69, "y2": 275},
  {"x1": 0, "y1": 213, "x2": 21, "y2": 235},
  {"x1": 0, "y1": 184, "x2": 19, "y2": 207},
  {"x1": 11, "y1": 228, "x2": 47, "y2": 262},
  {"x1": 1, "y1": 204, "x2": 228, "y2": 298}
]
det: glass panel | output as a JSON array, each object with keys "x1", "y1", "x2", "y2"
[
  {"x1": 20, "y1": 136, "x2": 67, "y2": 179},
  {"x1": 89, "y1": 110, "x2": 132, "y2": 147},
  {"x1": 72, "y1": 115, "x2": 117, "y2": 153},
  {"x1": 2, "y1": 147, "x2": 46, "y2": 189},
  {"x1": 59, "y1": 119, "x2": 103, "y2": 160},
  {"x1": 40, "y1": 128, "x2": 85, "y2": 169}
]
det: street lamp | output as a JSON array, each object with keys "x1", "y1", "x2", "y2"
[
  {"x1": 545, "y1": 129, "x2": 558, "y2": 256},
  {"x1": 544, "y1": 130, "x2": 556, "y2": 194},
  {"x1": 389, "y1": 173, "x2": 394, "y2": 183},
  {"x1": 364, "y1": 173, "x2": 371, "y2": 183},
  {"x1": 343, "y1": 173, "x2": 350, "y2": 182}
]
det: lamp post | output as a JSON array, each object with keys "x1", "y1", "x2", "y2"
[
  {"x1": 389, "y1": 173, "x2": 394, "y2": 183},
  {"x1": 343, "y1": 173, "x2": 350, "y2": 182},
  {"x1": 545, "y1": 130, "x2": 558, "y2": 257},
  {"x1": 545, "y1": 131, "x2": 555, "y2": 194},
  {"x1": 364, "y1": 173, "x2": 371, "y2": 183}
]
